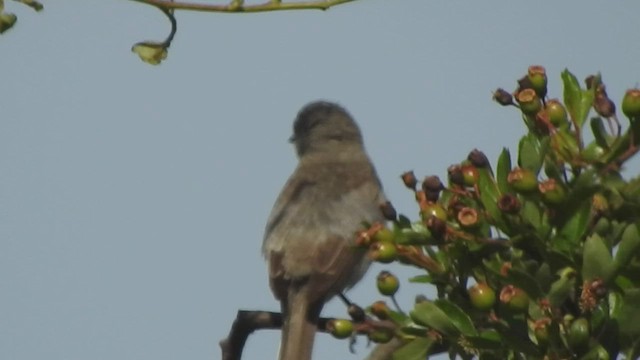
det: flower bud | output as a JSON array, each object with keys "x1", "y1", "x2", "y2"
[
  {"x1": 401, "y1": 171, "x2": 418, "y2": 190},
  {"x1": 379, "y1": 201, "x2": 397, "y2": 221},
  {"x1": 594, "y1": 93, "x2": 616, "y2": 118},
  {"x1": 468, "y1": 149, "x2": 490, "y2": 168},
  {"x1": 447, "y1": 164, "x2": 465, "y2": 186},
  {"x1": 493, "y1": 88, "x2": 514, "y2": 106}
]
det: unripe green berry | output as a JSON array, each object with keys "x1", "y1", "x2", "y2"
[
  {"x1": 420, "y1": 203, "x2": 447, "y2": 222},
  {"x1": 517, "y1": 89, "x2": 542, "y2": 116},
  {"x1": 370, "y1": 301, "x2": 391, "y2": 320},
  {"x1": 533, "y1": 318, "x2": 551, "y2": 347},
  {"x1": 545, "y1": 99, "x2": 569, "y2": 128},
  {"x1": 622, "y1": 89, "x2": 640, "y2": 119},
  {"x1": 372, "y1": 227, "x2": 394, "y2": 243},
  {"x1": 539, "y1": 179, "x2": 567, "y2": 204},
  {"x1": 461, "y1": 164, "x2": 479, "y2": 187},
  {"x1": 507, "y1": 167, "x2": 538, "y2": 193},
  {"x1": 376, "y1": 271, "x2": 400, "y2": 296},
  {"x1": 499, "y1": 285, "x2": 530, "y2": 313},
  {"x1": 527, "y1": 65, "x2": 548, "y2": 99},
  {"x1": 468, "y1": 283, "x2": 496, "y2": 311},
  {"x1": 328, "y1": 319, "x2": 354, "y2": 339},
  {"x1": 369, "y1": 241, "x2": 397, "y2": 264},
  {"x1": 581, "y1": 142, "x2": 606, "y2": 162},
  {"x1": 368, "y1": 328, "x2": 394, "y2": 344},
  {"x1": 567, "y1": 317, "x2": 590, "y2": 353}
]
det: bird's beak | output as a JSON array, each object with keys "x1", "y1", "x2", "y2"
[{"x1": 288, "y1": 135, "x2": 296, "y2": 143}]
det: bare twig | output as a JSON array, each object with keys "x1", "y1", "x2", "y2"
[{"x1": 129, "y1": 0, "x2": 359, "y2": 13}]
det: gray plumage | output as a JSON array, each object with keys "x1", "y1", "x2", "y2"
[{"x1": 263, "y1": 101, "x2": 386, "y2": 360}]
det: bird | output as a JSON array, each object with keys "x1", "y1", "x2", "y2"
[{"x1": 262, "y1": 101, "x2": 386, "y2": 360}]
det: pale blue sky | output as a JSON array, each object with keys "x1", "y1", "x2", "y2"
[{"x1": 2, "y1": 1, "x2": 640, "y2": 359}]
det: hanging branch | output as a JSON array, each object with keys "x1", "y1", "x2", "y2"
[{"x1": 129, "y1": 0, "x2": 359, "y2": 13}]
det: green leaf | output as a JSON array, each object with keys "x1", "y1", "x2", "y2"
[
  {"x1": 518, "y1": 134, "x2": 546, "y2": 175},
  {"x1": 562, "y1": 69, "x2": 595, "y2": 128},
  {"x1": 0, "y1": 12, "x2": 17, "y2": 34},
  {"x1": 494, "y1": 320, "x2": 542, "y2": 356},
  {"x1": 392, "y1": 337, "x2": 434, "y2": 360},
  {"x1": 582, "y1": 234, "x2": 614, "y2": 282},
  {"x1": 434, "y1": 299, "x2": 478, "y2": 336},
  {"x1": 409, "y1": 275, "x2": 432, "y2": 283},
  {"x1": 496, "y1": 148, "x2": 512, "y2": 194},
  {"x1": 617, "y1": 289, "x2": 640, "y2": 337},
  {"x1": 465, "y1": 330, "x2": 502, "y2": 350},
  {"x1": 506, "y1": 268, "x2": 544, "y2": 300},
  {"x1": 17, "y1": 0, "x2": 43, "y2": 11},
  {"x1": 551, "y1": 129, "x2": 580, "y2": 162},
  {"x1": 591, "y1": 117, "x2": 612, "y2": 149},
  {"x1": 552, "y1": 200, "x2": 591, "y2": 254},
  {"x1": 410, "y1": 301, "x2": 459, "y2": 337},
  {"x1": 614, "y1": 223, "x2": 640, "y2": 269},
  {"x1": 397, "y1": 214, "x2": 412, "y2": 228},
  {"x1": 477, "y1": 167, "x2": 505, "y2": 230}
]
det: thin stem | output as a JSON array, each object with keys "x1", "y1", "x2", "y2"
[
  {"x1": 129, "y1": 0, "x2": 359, "y2": 13},
  {"x1": 159, "y1": 7, "x2": 177, "y2": 46}
]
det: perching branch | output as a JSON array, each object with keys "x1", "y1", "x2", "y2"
[
  {"x1": 129, "y1": 0, "x2": 360, "y2": 13},
  {"x1": 219, "y1": 309, "x2": 403, "y2": 360}
]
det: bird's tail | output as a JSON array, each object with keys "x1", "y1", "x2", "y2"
[{"x1": 279, "y1": 289, "x2": 322, "y2": 360}]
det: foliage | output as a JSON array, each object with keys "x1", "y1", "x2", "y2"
[{"x1": 352, "y1": 67, "x2": 640, "y2": 360}]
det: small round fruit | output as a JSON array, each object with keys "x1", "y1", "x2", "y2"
[
  {"x1": 533, "y1": 318, "x2": 551, "y2": 347},
  {"x1": 421, "y1": 203, "x2": 447, "y2": 222},
  {"x1": 369, "y1": 241, "x2": 397, "y2": 264},
  {"x1": 376, "y1": 271, "x2": 400, "y2": 296},
  {"x1": 372, "y1": 227, "x2": 394, "y2": 243},
  {"x1": 539, "y1": 179, "x2": 566, "y2": 204},
  {"x1": 507, "y1": 167, "x2": 538, "y2": 193},
  {"x1": 468, "y1": 283, "x2": 496, "y2": 311},
  {"x1": 545, "y1": 99, "x2": 568, "y2": 128},
  {"x1": 368, "y1": 329, "x2": 394, "y2": 343},
  {"x1": 370, "y1": 301, "x2": 391, "y2": 320},
  {"x1": 527, "y1": 65, "x2": 548, "y2": 98},
  {"x1": 328, "y1": 319, "x2": 354, "y2": 339},
  {"x1": 499, "y1": 285, "x2": 530, "y2": 313},
  {"x1": 567, "y1": 317, "x2": 590, "y2": 353},
  {"x1": 461, "y1": 164, "x2": 479, "y2": 187},
  {"x1": 622, "y1": 89, "x2": 640, "y2": 119},
  {"x1": 517, "y1": 88, "x2": 542, "y2": 116}
]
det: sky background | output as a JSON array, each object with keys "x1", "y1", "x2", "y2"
[{"x1": 2, "y1": 1, "x2": 640, "y2": 359}]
